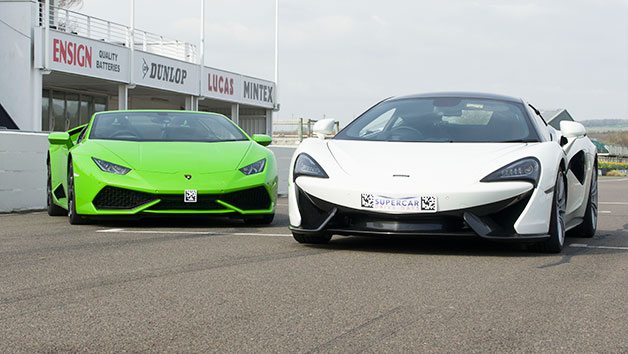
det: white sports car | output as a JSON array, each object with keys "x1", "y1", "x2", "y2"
[{"x1": 288, "y1": 92, "x2": 598, "y2": 253}]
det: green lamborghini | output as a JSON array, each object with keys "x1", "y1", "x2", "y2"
[{"x1": 47, "y1": 110, "x2": 278, "y2": 225}]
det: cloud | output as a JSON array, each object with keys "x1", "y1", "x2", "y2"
[{"x1": 76, "y1": 0, "x2": 628, "y2": 122}]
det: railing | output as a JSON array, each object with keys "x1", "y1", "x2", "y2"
[
  {"x1": 273, "y1": 118, "x2": 340, "y2": 143},
  {"x1": 38, "y1": 2, "x2": 198, "y2": 63}
]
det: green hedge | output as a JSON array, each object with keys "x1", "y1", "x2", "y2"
[{"x1": 599, "y1": 161, "x2": 628, "y2": 169}]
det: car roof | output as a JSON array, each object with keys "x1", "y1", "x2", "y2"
[{"x1": 388, "y1": 92, "x2": 524, "y2": 103}]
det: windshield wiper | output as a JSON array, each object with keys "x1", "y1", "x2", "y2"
[{"x1": 501, "y1": 139, "x2": 536, "y2": 143}]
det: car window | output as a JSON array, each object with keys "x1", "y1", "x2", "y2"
[
  {"x1": 335, "y1": 97, "x2": 539, "y2": 143},
  {"x1": 89, "y1": 112, "x2": 248, "y2": 142},
  {"x1": 76, "y1": 126, "x2": 87, "y2": 144}
]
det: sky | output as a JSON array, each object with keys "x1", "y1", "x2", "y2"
[{"x1": 76, "y1": 0, "x2": 628, "y2": 125}]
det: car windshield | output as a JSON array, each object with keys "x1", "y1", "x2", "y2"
[
  {"x1": 89, "y1": 112, "x2": 248, "y2": 142},
  {"x1": 335, "y1": 97, "x2": 539, "y2": 143}
]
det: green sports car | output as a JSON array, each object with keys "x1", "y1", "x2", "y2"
[{"x1": 47, "y1": 110, "x2": 278, "y2": 225}]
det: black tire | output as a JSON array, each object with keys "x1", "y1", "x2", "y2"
[
  {"x1": 47, "y1": 159, "x2": 66, "y2": 216},
  {"x1": 536, "y1": 170, "x2": 567, "y2": 253},
  {"x1": 569, "y1": 164, "x2": 598, "y2": 238},
  {"x1": 292, "y1": 232, "x2": 332, "y2": 244},
  {"x1": 67, "y1": 161, "x2": 88, "y2": 225},
  {"x1": 243, "y1": 213, "x2": 275, "y2": 225}
]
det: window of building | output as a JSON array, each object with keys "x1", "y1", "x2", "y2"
[{"x1": 42, "y1": 89, "x2": 108, "y2": 131}]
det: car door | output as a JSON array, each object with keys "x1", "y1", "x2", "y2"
[{"x1": 559, "y1": 126, "x2": 596, "y2": 220}]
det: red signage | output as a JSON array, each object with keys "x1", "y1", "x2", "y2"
[
  {"x1": 208, "y1": 73, "x2": 234, "y2": 95},
  {"x1": 52, "y1": 38, "x2": 92, "y2": 68}
]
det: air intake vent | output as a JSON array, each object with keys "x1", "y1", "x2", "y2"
[
  {"x1": 220, "y1": 186, "x2": 271, "y2": 210},
  {"x1": 93, "y1": 186, "x2": 157, "y2": 210}
]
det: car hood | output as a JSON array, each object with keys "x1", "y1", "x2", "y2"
[
  {"x1": 90, "y1": 140, "x2": 252, "y2": 173},
  {"x1": 327, "y1": 140, "x2": 535, "y2": 185}
]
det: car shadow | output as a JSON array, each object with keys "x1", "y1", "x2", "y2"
[
  {"x1": 308, "y1": 235, "x2": 541, "y2": 258},
  {"x1": 306, "y1": 233, "x2": 628, "y2": 258},
  {"x1": 88, "y1": 211, "x2": 292, "y2": 230}
]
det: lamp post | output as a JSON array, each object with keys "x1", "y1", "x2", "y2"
[{"x1": 274, "y1": 0, "x2": 278, "y2": 86}]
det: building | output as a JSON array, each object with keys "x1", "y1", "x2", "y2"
[
  {"x1": 539, "y1": 109, "x2": 574, "y2": 130},
  {"x1": 0, "y1": 0, "x2": 277, "y2": 135}
]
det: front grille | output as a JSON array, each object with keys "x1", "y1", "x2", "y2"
[
  {"x1": 149, "y1": 194, "x2": 223, "y2": 210},
  {"x1": 93, "y1": 186, "x2": 157, "y2": 210},
  {"x1": 220, "y1": 186, "x2": 271, "y2": 210},
  {"x1": 92, "y1": 186, "x2": 271, "y2": 211}
]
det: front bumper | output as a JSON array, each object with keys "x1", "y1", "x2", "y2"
[
  {"x1": 72, "y1": 159, "x2": 277, "y2": 216},
  {"x1": 290, "y1": 187, "x2": 549, "y2": 241}
]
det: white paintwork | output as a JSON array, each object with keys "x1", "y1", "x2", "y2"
[
  {"x1": 289, "y1": 96, "x2": 598, "y2": 237},
  {"x1": 560, "y1": 121, "x2": 586, "y2": 138},
  {"x1": 313, "y1": 119, "x2": 336, "y2": 139}
]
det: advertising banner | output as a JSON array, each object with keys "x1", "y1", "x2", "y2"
[
  {"x1": 240, "y1": 76, "x2": 276, "y2": 109},
  {"x1": 134, "y1": 52, "x2": 199, "y2": 95},
  {"x1": 44, "y1": 31, "x2": 276, "y2": 108},
  {"x1": 201, "y1": 67, "x2": 242, "y2": 103},
  {"x1": 48, "y1": 30, "x2": 129, "y2": 83}
]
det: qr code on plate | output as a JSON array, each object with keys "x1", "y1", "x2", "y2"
[
  {"x1": 184, "y1": 189, "x2": 198, "y2": 203},
  {"x1": 361, "y1": 194, "x2": 374, "y2": 208},
  {"x1": 420, "y1": 196, "x2": 437, "y2": 211}
]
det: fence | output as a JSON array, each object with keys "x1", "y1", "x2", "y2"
[
  {"x1": 38, "y1": 2, "x2": 198, "y2": 63},
  {"x1": 273, "y1": 119, "x2": 340, "y2": 143}
]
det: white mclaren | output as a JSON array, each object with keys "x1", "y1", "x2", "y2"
[{"x1": 288, "y1": 92, "x2": 598, "y2": 253}]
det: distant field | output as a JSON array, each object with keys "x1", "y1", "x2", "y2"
[
  {"x1": 586, "y1": 126, "x2": 628, "y2": 133},
  {"x1": 580, "y1": 119, "x2": 628, "y2": 133}
]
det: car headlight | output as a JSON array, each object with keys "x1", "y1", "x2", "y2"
[
  {"x1": 92, "y1": 157, "x2": 131, "y2": 175},
  {"x1": 240, "y1": 158, "x2": 266, "y2": 175},
  {"x1": 481, "y1": 157, "x2": 540, "y2": 186},
  {"x1": 293, "y1": 153, "x2": 328, "y2": 181}
]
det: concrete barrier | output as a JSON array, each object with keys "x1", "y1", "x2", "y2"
[
  {"x1": 0, "y1": 130, "x2": 296, "y2": 213},
  {"x1": 0, "y1": 131, "x2": 48, "y2": 212}
]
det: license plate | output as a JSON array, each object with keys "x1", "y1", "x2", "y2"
[
  {"x1": 184, "y1": 189, "x2": 198, "y2": 203},
  {"x1": 361, "y1": 194, "x2": 437, "y2": 212}
]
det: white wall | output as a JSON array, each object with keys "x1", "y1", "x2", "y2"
[
  {"x1": 0, "y1": 130, "x2": 295, "y2": 212},
  {"x1": 0, "y1": 0, "x2": 40, "y2": 130},
  {"x1": 0, "y1": 130, "x2": 48, "y2": 212}
]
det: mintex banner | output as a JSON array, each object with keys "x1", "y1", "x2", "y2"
[
  {"x1": 48, "y1": 30, "x2": 129, "y2": 83},
  {"x1": 134, "y1": 52, "x2": 199, "y2": 95},
  {"x1": 240, "y1": 76, "x2": 276, "y2": 109}
]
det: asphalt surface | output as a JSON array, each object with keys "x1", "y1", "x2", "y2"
[{"x1": 1, "y1": 178, "x2": 627, "y2": 353}]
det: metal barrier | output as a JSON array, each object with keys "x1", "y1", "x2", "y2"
[
  {"x1": 273, "y1": 118, "x2": 340, "y2": 142},
  {"x1": 38, "y1": 2, "x2": 198, "y2": 63}
]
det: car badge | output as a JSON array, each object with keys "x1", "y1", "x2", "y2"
[{"x1": 184, "y1": 174, "x2": 192, "y2": 180}]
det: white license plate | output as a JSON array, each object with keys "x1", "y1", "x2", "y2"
[
  {"x1": 360, "y1": 194, "x2": 437, "y2": 212},
  {"x1": 184, "y1": 189, "x2": 198, "y2": 203}
]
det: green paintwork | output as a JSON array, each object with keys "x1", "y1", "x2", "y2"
[
  {"x1": 252, "y1": 134, "x2": 272, "y2": 146},
  {"x1": 48, "y1": 132, "x2": 72, "y2": 147},
  {"x1": 47, "y1": 110, "x2": 278, "y2": 220}
]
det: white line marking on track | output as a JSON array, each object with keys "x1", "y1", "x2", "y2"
[
  {"x1": 599, "y1": 178, "x2": 628, "y2": 182},
  {"x1": 599, "y1": 211, "x2": 612, "y2": 214},
  {"x1": 599, "y1": 202, "x2": 628, "y2": 205},
  {"x1": 569, "y1": 243, "x2": 628, "y2": 251},
  {"x1": 96, "y1": 228, "x2": 292, "y2": 237}
]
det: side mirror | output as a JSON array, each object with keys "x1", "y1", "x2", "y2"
[
  {"x1": 560, "y1": 121, "x2": 586, "y2": 139},
  {"x1": 48, "y1": 132, "x2": 72, "y2": 148},
  {"x1": 252, "y1": 134, "x2": 272, "y2": 146},
  {"x1": 313, "y1": 119, "x2": 335, "y2": 139}
]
